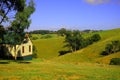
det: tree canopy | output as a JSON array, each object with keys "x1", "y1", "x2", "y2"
[
  {"x1": 0, "y1": 0, "x2": 26, "y2": 25},
  {"x1": 64, "y1": 30, "x2": 101, "y2": 52},
  {"x1": 0, "y1": 0, "x2": 35, "y2": 60},
  {"x1": 1, "y1": 0, "x2": 35, "y2": 45}
]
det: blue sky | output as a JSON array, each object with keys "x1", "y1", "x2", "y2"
[{"x1": 29, "y1": 0, "x2": 120, "y2": 31}]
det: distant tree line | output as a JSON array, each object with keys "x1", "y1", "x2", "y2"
[
  {"x1": 57, "y1": 28, "x2": 102, "y2": 36},
  {"x1": 82, "y1": 29, "x2": 102, "y2": 33},
  {"x1": 29, "y1": 28, "x2": 102, "y2": 35},
  {"x1": 29, "y1": 30, "x2": 56, "y2": 34}
]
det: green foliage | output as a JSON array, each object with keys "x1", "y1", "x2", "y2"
[
  {"x1": 4, "y1": 32, "x2": 25, "y2": 45},
  {"x1": 85, "y1": 34, "x2": 101, "y2": 45},
  {"x1": 64, "y1": 31, "x2": 101, "y2": 52},
  {"x1": 110, "y1": 58, "x2": 120, "y2": 65},
  {"x1": 3, "y1": 0, "x2": 35, "y2": 45},
  {"x1": 105, "y1": 44, "x2": 113, "y2": 54},
  {"x1": 0, "y1": 25, "x2": 5, "y2": 43},
  {"x1": 101, "y1": 40, "x2": 120, "y2": 56},
  {"x1": 1, "y1": 0, "x2": 35, "y2": 60},
  {"x1": 112, "y1": 40, "x2": 120, "y2": 53},
  {"x1": 64, "y1": 30, "x2": 84, "y2": 52},
  {"x1": 32, "y1": 45, "x2": 37, "y2": 58},
  {"x1": 11, "y1": 0, "x2": 35, "y2": 31},
  {"x1": 91, "y1": 34, "x2": 101, "y2": 42},
  {"x1": 29, "y1": 30, "x2": 54, "y2": 34},
  {"x1": 0, "y1": 0, "x2": 26, "y2": 24},
  {"x1": 57, "y1": 28, "x2": 67, "y2": 36}
]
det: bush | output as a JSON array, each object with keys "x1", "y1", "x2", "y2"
[
  {"x1": 91, "y1": 34, "x2": 101, "y2": 42},
  {"x1": 101, "y1": 40, "x2": 120, "y2": 56},
  {"x1": 32, "y1": 45, "x2": 37, "y2": 58},
  {"x1": 105, "y1": 44, "x2": 113, "y2": 54},
  {"x1": 110, "y1": 58, "x2": 120, "y2": 65}
]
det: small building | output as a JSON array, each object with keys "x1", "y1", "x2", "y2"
[{"x1": 0, "y1": 34, "x2": 33, "y2": 60}]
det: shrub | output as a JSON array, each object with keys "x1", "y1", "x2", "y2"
[
  {"x1": 101, "y1": 40, "x2": 120, "y2": 56},
  {"x1": 91, "y1": 34, "x2": 101, "y2": 42},
  {"x1": 110, "y1": 58, "x2": 120, "y2": 65},
  {"x1": 111, "y1": 40, "x2": 120, "y2": 53},
  {"x1": 105, "y1": 44, "x2": 113, "y2": 54},
  {"x1": 32, "y1": 45, "x2": 37, "y2": 58}
]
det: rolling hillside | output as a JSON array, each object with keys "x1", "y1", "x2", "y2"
[
  {"x1": 53, "y1": 28, "x2": 120, "y2": 64},
  {"x1": 32, "y1": 34, "x2": 68, "y2": 59},
  {"x1": 32, "y1": 28, "x2": 120, "y2": 64}
]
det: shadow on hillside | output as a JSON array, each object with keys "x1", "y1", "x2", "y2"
[{"x1": 58, "y1": 50, "x2": 71, "y2": 56}]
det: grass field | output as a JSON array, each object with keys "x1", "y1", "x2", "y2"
[
  {"x1": 0, "y1": 59, "x2": 120, "y2": 80},
  {"x1": 32, "y1": 36, "x2": 68, "y2": 59},
  {"x1": 0, "y1": 28, "x2": 120, "y2": 80}
]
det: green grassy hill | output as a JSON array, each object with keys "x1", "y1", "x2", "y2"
[
  {"x1": 53, "y1": 28, "x2": 120, "y2": 64},
  {"x1": 32, "y1": 28, "x2": 120, "y2": 64},
  {"x1": 32, "y1": 34, "x2": 68, "y2": 59}
]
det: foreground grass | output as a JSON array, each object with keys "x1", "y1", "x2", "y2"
[{"x1": 0, "y1": 59, "x2": 120, "y2": 80}]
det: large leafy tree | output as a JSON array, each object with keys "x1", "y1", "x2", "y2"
[
  {"x1": 0, "y1": 0, "x2": 27, "y2": 44},
  {"x1": 1, "y1": 0, "x2": 35, "y2": 60},
  {"x1": 0, "y1": 25, "x2": 5, "y2": 43},
  {"x1": 0, "y1": 0, "x2": 25, "y2": 25},
  {"x1": 57, "y1": 28, "x2": 67, "y2": 36},
  {"x1": 64, "y1": 30, "x2": 84, "y2": 52}
]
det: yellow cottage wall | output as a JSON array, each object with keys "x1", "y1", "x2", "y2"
[{"x1": 6, "y1": 38, "x2": 32, "y2": 57}]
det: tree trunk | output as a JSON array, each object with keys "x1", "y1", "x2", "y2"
[{"x1": 14, "y1": 45, "x2": 17, "y2": 60}]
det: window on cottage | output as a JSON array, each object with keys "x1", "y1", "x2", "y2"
[
  {"x1": 29, "y1": 45, "x2": 31, "y2": 52},
  {"x1": 22, "y1": 46, "x2": 24, "y2": 53}
]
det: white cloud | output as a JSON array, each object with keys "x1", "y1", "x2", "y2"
[{"x1": 84, "y1": 0, "x2": 120, "y2": 5}]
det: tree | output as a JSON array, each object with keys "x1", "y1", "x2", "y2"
[
  {"x1": 91, "y1": 34, "x2": 101, "y2": 42},
  {"x1": 105, "y1": 44, "x2": 113, "y2": 54},
  {"x1": 64, "y1": 30, "x2": 73, "y2": 52},
  {"x1": 0, "y1": 0, "x2": 25, "y2": 25},
  {"x1": 111, "y1": 40, "x2": 120, "y2": 53},
  {"x1": 32, "y1": 45, "x2": 37, "y2": 58},
  {"x1": 57, "y1": 28, "x2": 67, "y2": 36},
  {"x1": 101, "y1": 40, "x2": 120, "y2": 56},
  {"x1": 0, "y1": 25, "x2": 5, "y2": 43},
  {"x1": 64, "y1": 30, "x2": 84, "y2": 52},
  {"x1": 3, "y1": 0, "x2": 35, "y2": 60}
]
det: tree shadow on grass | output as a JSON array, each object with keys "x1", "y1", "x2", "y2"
[
  {"x1": 58, "y1": 50, "x2": 71, "y2": 56},
  {"x1": 0, "y1": 60, "x2": 10, "y2": 64},
  {"x1": 17, "y1": 61, "x2": 31, "y2": 64},
  {"x1": 0, "y1": 59, "x2": 31, "y2": 64}
]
